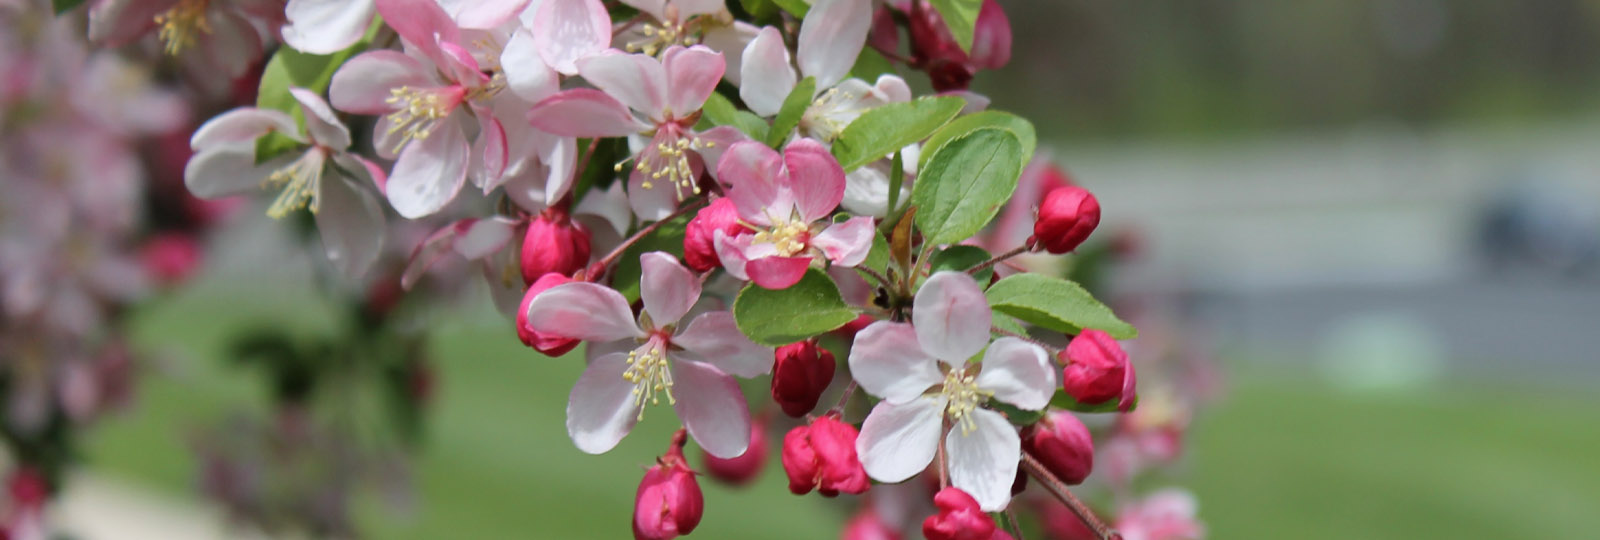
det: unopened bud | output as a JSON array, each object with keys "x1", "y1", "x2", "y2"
[
  {"x1": 520, "y1": 209, "x2": 591, "y2": 285},
  {"x1": 843, "y1": 508, "x2": 902, "y2": 540},
  {"x1": 1060, "y1": 329, "x2": 1135, "y2": 410},
  {"x1": 968, "y1": 0, "x2": 1012, "y2": 70},
  {"x1": 683, "y1": 197, "x2": 744, "y2": 272},
  {"x1": 516, "y1": 273, "x2": 579, "y2": 356},
  {"x1": 1022, "y1": 411, "x2": 1095, "y2": 485},
  {"x1": 922, "y1": 487, "x2": 996, "y2": 540},
  {"x1": 701, "y1": 417, "x2": 768, "y2": 487},
  {"x1": 770, "y1": 341, "x2": 836, "y2": 418},
  {"x1": 634, "y1": 432, "x2": 703, "y2": 540},
  {"x1": 1033, "y1": 186, "x2": 1101, "y2": 254},
  {"x1": 140, "y1": 232, "x2": 202, "y2": 286},
  {"x1": 781, "y1": 415, "x2": 870, "y2": 497}
]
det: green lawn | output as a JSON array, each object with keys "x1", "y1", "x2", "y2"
[{"x1": 85, "y1": 282, "x2": 1600, "y2": 538}]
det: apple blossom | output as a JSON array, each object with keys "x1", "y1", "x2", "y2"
[
  {"x1": 515, "y1": 273, "x2": 579, "y2": 356},
  {"x1": 634, "y1": 430, "x2": 704, "y2": 540}
]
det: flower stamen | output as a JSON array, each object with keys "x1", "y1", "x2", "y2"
[
  {"x1": 262, "y1": 149, "x2": 326, "y2": 219},
  {"x1": 941, "y1": 367, "x2": 993, "y2": 436},
  {"x1": 623, "y1": 342, "x2": 676, "y2": 419},
  {"x1": 384, "y1": 86, "x2": 463, "y2": 154},
  {"x1": 154, "y1": 0, "x2": 212, "y2": 56}
]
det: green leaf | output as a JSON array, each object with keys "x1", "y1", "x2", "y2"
[
  {"x1": 919, "y1": 110, "x2": 1036, "y2": 173},
  {"x1": 927, "y1": 0, "x2": 982, "y2": 53},
  {"x1": 929, "y1": 245, "x2": 992, "y2": 283},
  {"x1": 733, "y1": 269, "x2": 860, "y2": 346},
  {"x1": 610, "y1": 215, "x2": 688, "y2": 303},
  {"x1": 991, "y1": 312, "x2": 1028, "y2": 336},
  {"x1": 767, "y1": 77, "x2": 815, "y2": 147},
  {"x1": 830, "y1": 96, "x2": 965, "y2": 171},
  {"x1": 51, "y1": 0, "x2": 87, "y2": 14},
  {"x1": 911, "y1": 127, "x2": 1023, "y2": 245},
  {"x1": 984, "y1": 273, "x2": 1137, "y2": 339},
  {"x1": 736, "y1": 0, "x2": 780, "y2": 19},
  {"x1": 862, "y1": 229, "x2": 891, "y2": 273},
  {"x1": 1050, "y1": 391, "x2": 1138, "y2": 413},
  {"x1": 701, "y1": 92, "x2": 770, "y2": 141},
  {"x1": 850, "y1": 48, "x2": 895, "y2": 81},
  {"x1": 768, "y1": 0, "x2": 809, "y2": 17},
  {"x1": 989, "y1": 399, "x2": 1046, "y2": 426},
  {"x1": 253, "y1": 133, "x2": 304, "y2": 165}
]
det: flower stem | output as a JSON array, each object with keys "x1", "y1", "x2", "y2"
[
  {"x1": 968, "y1": 244, "x2": 1031, "y2": 275},
  {"x1": 829, "y1": 380, "x2": 857, "y2": 416},
  {"x1": 1001, "y1": 508, "x2": 1027, "y2": 540},
  {"x1": 587, "y1": 197, "x2": 707, "y2": 279},
  {"x1": 936, "y1": 417, "x2": 951, "y2": 490},
  {"x1": 1020, "y1": 451, "x2": 1121, "y2": 540}
]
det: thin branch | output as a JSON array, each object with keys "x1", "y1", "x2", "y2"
[
  {"x1": 991, "y1": 327, "x2": 1062, "y2": 356},
  {"x1": 968, "y1": 245, "x2": 1031, "y2": 275},
  {"x1": 1020, "y1": 451, "x2": 1121, "y2": 540},
  {"x1": 586, "y1": 196, "x2": 706, "y2": 277}
]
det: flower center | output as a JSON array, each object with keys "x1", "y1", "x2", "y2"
[
  {"x1": 624, "y1": 127, "x2": 711, "y2": 201},
  {"x1": 154, "y1": 0, "x2": 212, "y2": 56},
  {"x1": 800, "y1": 87, "x2": 864, "y2": 142},
  {"x1": 752, "y1": 218, "x2": 812, "y2": 257},
  {"x1": 626, "y1": 21, "x2": 696, "y2": 57},
  {"x1": 622, "y1": 339, "x2": 676, "y2": 420},
  {"x1": 384, "y1": 86, "x2": 464, "y2": 154},
  {"x1": 262, "y1": 148, "x2": 326, "y2": 219},
  {"x1": 941, "y1": 367, "x2": 992, "y2": 436}
]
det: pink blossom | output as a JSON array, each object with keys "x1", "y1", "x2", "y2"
[
  {"x1": 1115, "y1": 489, "x2": 1205, "y2": 540},
  {"x1": 781, "y1": 414, "x2": 870, "y2": 497},
  {"x1": 922, "y1": 487, "x2": 995, "y2": 540}
]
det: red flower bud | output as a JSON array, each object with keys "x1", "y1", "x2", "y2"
[
  {"x1": 968, "y1": 0, "x2": 1012, "y2": 70},
  {"x1": 1033, "y1": 186, "x2": 1100, "y2": 254},
  {"x1": 770, "y1": 341, "x2": 836, "y2": 418},
  {"x1": 1022, "y1": 411, "x2": 1095, "y2": 485},
  {"x1": 700, "y1": 417, "x2": 768, "y2": 487},
  {"x1": 832, "y1": 314, "x2": 876, "y2": 342},
  {"x1": 683, "y1": 198, "x2": 744, "y2": 272},
  {"x1": 634, "y1": 432, "x2": 703, "y2": 540},
  {"x1": 843, "y1": 508, "x2": 902, "y2": 540},
  {"x1": 516, "y1": 273, "x2": 579, "y2": 356},
  {"x1": 922, "y1": 487, "x2": 995, "y2": 540},
  {"x1": 1060, "y1": 329, "x2": 1135, "y2": 410},
  {"x1": 520, "y1": 209, "x2": 591, "y2": 285},
  {"x1": 781, "y1": 415, "x2": 870, "y2": 497}
]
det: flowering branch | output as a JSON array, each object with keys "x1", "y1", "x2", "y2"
[
  {"x1": 1021, "y1": 450, "x2": 1121, "y2": 540},
  {"x1": 583, "y1": 196, "x2": 707, "y2": 279}
]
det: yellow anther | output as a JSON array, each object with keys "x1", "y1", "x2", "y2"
[
  {"x1": 623, "y1": 344, "x2": 677, "y2": 420},
  {"x1": 154, "y1": 0, "x2": 212, "y2": 56},
  {"x1": 384, "y1": 86, "x2": 458, "y2": 154},
  {"x1": 941, "y1": 367, "x2": 994, "y2": 436},
  {"x1": 753, "y1": 218, "x2": 812, "y2": 257},
  {"x1": 635, "y1": 134, "x2": 703, "y2": 200},
  {"x1": 261, "y1": 149, "x2": 326, "y2": 219}
]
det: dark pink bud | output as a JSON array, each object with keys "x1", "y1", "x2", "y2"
[
  {"x1": 781, "y1": 415, "x2": 870, "y2": 497},
  {"x1": 140, "y1": 233, "x2": 203, "y2": 286},
  {"x1": 968, "y1": 0, "x2": 1012, "y2": 70},
  {"x1": 1033, "y1": 186, "x2": 1101, "y2": 254},
  {"x1": 1022, "y1": 411, "x2": 1095, "y2": 485},
  {"x1": 928, "y1": 59, "x2": 976, "y2": 92},
  {"x1": 516, "y1": 273, "x2": 579, "y2": 357},
  {"x1": 683, "y1": 198, "x2": 744, "y2": 272},
  {"x1": 843, "y1": 508, "x2": 902, "y2": 540},
  {"x1": 906, "y1": 1, "x2": 964, "y2": 67},
  {"x1": 700, "y1": 417, "x2": 768, "y2": 487},
  {"x1": 7, "y1": 468, "x2": 48, "y2": 510},
  {"x1": 770, "y1": 341, "x2": 836, "y2": 418},
  {"x1": 634, "y1": 433, "x2": 703, "y2": 540},
  {"x1": 922, "y1": 487, "x2": 995, "y2": 540},
  {"x1": 1060, "y1": 329, "x2": 1134, "y2": 408},
  {"x1": 868, "y1": 6, "x2": 901, "y2": 58},
  {"x1": 832, "y1": 314, "x2": 876, "y2": 342},
  {"x1": 520, "y1": 209, "x2": 591, "y2": 285}
]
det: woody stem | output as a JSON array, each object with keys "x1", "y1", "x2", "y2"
[
  {"x1": 588, "y1": 196, "x2": 707, "y2": 277},
  {"x1": 968, "y1": 244, "x2": 1031, "y2": 275},
  {"x1": 1020, "y1": 450, "x2": 1120, "y2": 540}
]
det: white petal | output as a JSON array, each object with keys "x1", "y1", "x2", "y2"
[
  {"x1": 701, "y1": 21, "x2": 759, "y2": 85},
  {"x1": 639, "y1": 251, "x2": 699, "y2": 324},
  {"x1": 190, "y1": 108, "x2": 299, "y2": 149},
  {"x1": 673, "y1": 312, "x2": 772, "y2": 378},
  {"x1": 946, "y1": 408, "x2": 1021, "y2": 512},
  {"x1": 531, "y1": 0, "x2": 611, "y2": 75},
  {"x1": 738, "y1": 26, "x2": 797, "y2": 117},
  {"x1": 975, "y1": 337, "x2": 1056, "y2": 411},
  {"x1": 184, "y1": 147, "x2": 292, "y2": 199},
  {"x1": 502, "y1": 30, "x2": 560, "y2": 101},
  {"x1": 567, "y1": 352, "x2": 644, "y2": 454},
  {"x1": 313, "y1": 171, "x2": 385, "y2": 277},
  {"x1": 281, "y1": 0, "x2": 376, "y2": 55},
  {"x1": 289, "y1": 88, "x2": 352, "y2": 149},
  {"x1": 577, "y1": 52, "x2": 668, "y2": 118},
  {"x1": 857, "y1": 397, "x2": 945, "y2": 483},
  {"x1": 847, "y1": 321, "x2": 943, "y2": 404},
  {"x1": 526, "y1": 283, "x2": 646, "y2": 342},
  {"x1": 796, "y1": 0, "x2": 872, "y2": 90},
  {"x1": 386, "y1": 118, "x2": 469, "y2": 218},
  {"x1": 913, "y1": 271, "x2": 993, "y2": 365},
  {"x1": 671, "y1": 359, "x2": 751, "y2": 459}
]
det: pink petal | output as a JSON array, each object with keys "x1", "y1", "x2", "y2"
[
  {"x1": 639, "y1": 251, "x2": 700, "y2": 324},
  {"x1": 662, "y1": 45, "x2": 725, "y2": 117},
  {"x1": 811, "y1": 216, "x2": 875, "y2": 267},
  {"x1": 856, "y1": 397, "x2": 944, "y2": 483},
  {"x1": 738, "y1": 26, "x2": 797, "y2": 117},
  {"x1": 670, "y1": 359, "x2": 752, "y2": 459},
  {"x1": 87, "y1": 0, "x2": 166, "y2": 47},
  {"x1": 435, "y1": 39, "x2": 488, "y2": 86},
  {"x1": 340, "y1": 154, "x2": 388, "y2": 194},
  {"x1": 183, "y1": 147, "x2": 289, "y2": 198},
  {"x1": 400, "y1": 219, "x2": 473, "y2": 289},
  {"x1": 375, "y1": 0, "x2": 461, "y2": 67},
  {"x1": 450, "y1": 0, "x2": 529, "y2": 29},
  {"x1": 452, "y1": 217, "x2": 515, "y2": 260},
  {"x1": 672, "y1": 0, "x2": 724, "y2": 18},
  {"x1": 197, "y1": 11, "x2": 266, "y2": 80},
  {"x1": 974, "y1": 337, "x2": 1055, "y2": 411},
  {"x1": 693, "y1": 126, "x2": 749, "y2": 177},
  {"x1": 282, "y1": 0, "x2": 376, "y2": 54},
  {"x1": 567, "y1": 352, "x2": 644, "y2": 454},
  {"x1": 329, "y1": 51, "x2": 432, "y2": 115},
  {"x1": 716, "y1": 141, "x2": 787, "y2": 226},
  {"x1": 796, "y1": 0, "x2": 873, "y2": 89},
  {"x1": 501, "y1": 30, "x2": 560, "y2": 101},
  {"x1": 946, "y1": 408, "x2": 1021, "y2": 511},
  {"x1": 288, "y1": 88, "x2": 352, "y2": 149},
  {"x1": 626, "y1": 170, "x2": 680, "y2": 222},
  {"x1": 532, "y1": 0, "x2": 611, "y2": 75},
  {"x1": 527, "y1": 89, "x2": 651, "y2": 138},
  {"x1": 783, "y1": 138, "x2": 846, "y2": 222},
  {"x1": 313, "y1": 173, "x2": 384, "y2": 277},
  {"x1": 386, "y1": 118, "x2": 469, "y2": 218},
  {"x1": 189, "y1": 108, "x2": 300, "y2": 149},
  {"x1": 538, "y1": 134, "x2": 579, "y2": 206},
  {"x1": 847, "y1": 321, "x2": 944, "y2": 404},
  {"x1": 712, "y1": 230, "x2": 753, "y2": 281},
  {"x1": 576, "y1": 51, "x2": 668, "y2": 120},
  {"x1": 912, "y1": 271, "x2": 993, "y2": 364},
  {"x1": 702, "y1": 21, "x2": 760, "y2": 85},
  {"x1": 527, "y1": 282, "x2": 645, "y2": 342},
  {"x1": 746, "y1": 256, "x2": 813, "y2": 289},
  {"x1": 672, "y1": 312, "x2": 772, "y2": 378},
  {"x1": 478, "y1": 113, "x2": 509, "y2": 183}
]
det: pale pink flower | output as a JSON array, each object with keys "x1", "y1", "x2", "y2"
[
  {"x1": 185, "y1": 87, "x2": 387, "y2": 277},
  {"x1": 88, "y1": 0, "x2": 278, "y2": 80},
  {"x1": 280, "y1": 0, "x2": 377, "y2": 54},
  {"x1": 615, "y1": 0, "x2": 727, "y2": 57},
  {"x1": 525, "y1": 252, "x2": 772, "y2": 458},
  {"x1": 1115, "y1": 489, "x2": 1206, "y2": 540},
  {"x1": 711, "y1": 139, "x2": 874, "y2": 289},
  {"x1": 850, "y1": 272, "x2": 1057, "y2": 511}
]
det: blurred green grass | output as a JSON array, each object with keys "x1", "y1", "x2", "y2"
[{"x1": 87, "y1": 284, "x2": 1600, "y2": 538}]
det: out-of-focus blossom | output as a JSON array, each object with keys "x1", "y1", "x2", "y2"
[
  {"x1": 1022, "y1": 411, "x2": 1095, "y2": 485},
  {"x1": 1115, "y1": 489, "x2": 1205, "y2": 540},
  {"x1": 701, "y1": 416, "x2": 768, "y2": 486}
]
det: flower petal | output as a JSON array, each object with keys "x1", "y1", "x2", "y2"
[
  {"x1": 501, "y1": 30, "x2": 560, "y2": 101},
  {"x1": 738, "y1": 26, "x2": 796, "y2": 118},
  {"x1": 374, "y1": 0, "x2": 461, "y2": 67},
  {"x1": 712, "y1": 230, "x2": 752, "y2": 281},
  {"x1": 567, "y1": 352, "x2": 644, "y2": 454},
  {"x1": 662, "y1": 45, "x2": 725, "y2": 117},
  {"x1": 531, "y1": 0, "x2": 611, "y2": 75},
  {"x1": 671, "y1": 359, "x2": 752, "y2": 459},
  {"x1": 946, "y1": 408, "x2": 1021, "y2": 512},
  {"x1": 527, "y1": 89, "x2": 651, "y2": 138},
  {"x1": 626, "y1": 170, "x2": 679, "y2": 222},
  {"x1": 975, "y1": 337, "x2": 1055, "y2": 411},
  {"x1": 716, "y1": 141, "x2": 786, "y2": 226},
  {"x1": 847, "y1": 321, "x2": 943, "y2": 403},
  {"x1": 694, "y1": 125, "x2": 748, "y2": 176},
  {"x1": 702, "y1": 21, "x2": 760, "y2": 85},
  {"x1": 746, "y1": 256, "x2": 813, "y2": 289},
  {"x1": 639, "y1": 251, "x2": 700, "y2": 324},
  {"x1": 672, "y1": 0, "x2": 724, "y2": 18},
  {"x1": 449, "y1": 0, "x2": 529, "y2": 29},
  {"x1": 913, "y1": 271, "x2": 993, "y2": 364},
  {"x1": 289, "y1": 88, "x2": 352, "y2": 149},
  {"x1": 576, "y1": 51, "x2": 668, "y2": 119},
  {"x1": 796, "y1": 0, "x2": 873, "y2": 89},
  {"x1": 527, "y1": 282, "x2": 646, "y2": 342},
  {"x1": 386, "y1": 118, "x2": 469, "y2": 218},
  {"x1": 314, "y1": 172, "x2": 385, "y2": 277},
  {"x1": 183, "y1": 147, "x2": 289, "y2": 198},
  {"x1": 812, "y1": 216, "x2": 875, "y2": 267},
  {"x1": 673, "y1": 312, "x2": 772, "y2": 378},
  {"x1": 190, "y1": 108, "x2": 299, "y2": 149},
  {"x1": 782, "y1": 138, "x2": 846, "y2": 222},
  {"x1": 281, "y1": 0, "x2": 376, "y2": 54},
  {"x1": 857, "y1": 397, "x2": 945, "y2": 483},
  {"x1": 329, "y1": 50, "x2": 432, "y2": 115}
]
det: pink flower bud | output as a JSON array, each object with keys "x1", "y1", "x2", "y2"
[
  {"x1": 1033, "y1": 186, "x2": 1101, "y2": 254},
  {"x1": 516, "y1": 273, "x2": 579, "y2": 357},
  {"x1": 520, "y1": 209, "x2": 591, "y2": 285},
  {"x1": 832, "y1": 314, "x2": 876, "y2": 342},
  {"x1": 770, "y1": 341, "x2": 836, "y2": 418},
  {"x1": 683, "y1": 198, "x2": 744, "y2": 272},
  {"x1": 7, "y1": 467, "x2": 48, "y2": 510},
  {"x1": 968, "y1": 0, "x2": 1012, "y2": 70},
  {"x1": 700, "y1": 417, "x2": 768, "y2": 487},
  {"x1": 868, "y1": 6, "x2": 901, "y2": 58},
  {"x1": 843, "y1": 508, "x2": 902, "y2": 540},
  {"x1": 634, "y1": 433, "x2": 703, "y2": 540},
  {"x1": 140, "y1": 233, "x2": 202, "y2": 286},
  {"x1": 922, "y1": 487, "x2": 995, "y2": 540},
  {"x1": 781, "y1": 415, "x2": 870, "y2": 497},
  {"x1": 1022, "y1": 411, "x2": 1095, "y2": 485},
  {"x1": 1060, "y1": 329, "x2": 1135, "y2": 409}
]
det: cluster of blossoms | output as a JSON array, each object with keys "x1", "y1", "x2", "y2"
[{"x1": 57, "y1": 0, "x2": 1217, "y2": 537}]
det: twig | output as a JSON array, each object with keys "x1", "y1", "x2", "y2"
[
  {"x1": 586, "y1": 196, "x2": 706, "y2": 277},
  {"x1": 1020, "y1": 451, "x2": 1120, "y2": 540},
  {"x1": 968, "y1": 245, "x2": 1031, "y2": 275}
]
